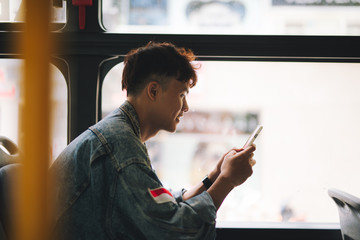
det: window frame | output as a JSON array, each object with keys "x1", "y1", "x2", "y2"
[{"x1": 2, "y1": 0, "x2": 359, "y2": 238}]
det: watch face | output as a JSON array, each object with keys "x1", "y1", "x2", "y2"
[{"x1": 202, "y1": 176, "x2": 213, "y2": 189}]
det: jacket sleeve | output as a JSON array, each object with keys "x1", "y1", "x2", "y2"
[{"x1": 110, "y1": 160, "x2": 217, "y2": 240}]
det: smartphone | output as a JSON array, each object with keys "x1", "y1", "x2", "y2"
[{"x1": 243, "y1": 125, "x2": 263, "y2": 148}]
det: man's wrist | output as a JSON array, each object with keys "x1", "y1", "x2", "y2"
[
  {"x1": 206, "y1": 174, "x2": 235, "y2": 209},
  {"x1": 208, "y1": 170, "x2": 219, "y2": 183},
  {"x1": 216, "y1": 174, "x2": 236, "y2": 189}
]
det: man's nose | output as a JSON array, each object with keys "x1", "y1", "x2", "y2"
[{"x1": 183, "y1": 98, "x2": 189, "y2": 112}]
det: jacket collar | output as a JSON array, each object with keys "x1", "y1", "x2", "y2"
[{"x1": 120, "y1": 100, "x2": 141, "y2": 140}]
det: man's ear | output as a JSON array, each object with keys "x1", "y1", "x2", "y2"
[{"x1": 147, "y1": 81, "x2": 160, "y2": 101}]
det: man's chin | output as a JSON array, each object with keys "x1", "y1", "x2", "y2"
[
  {"x1": 169, "y1": 126, "x2": 177, "y2": 133},
  {"x1": 162, "y1": 120, "x2": 179, "y2": 133},
  {"x1": 167, "y1": 124, "x2": 178, "y2": 133}
]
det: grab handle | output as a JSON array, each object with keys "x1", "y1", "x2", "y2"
[{"x1": 72, "y1": 0, "x2": 93, "y2": 30}]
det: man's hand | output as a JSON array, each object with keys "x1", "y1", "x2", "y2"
[
  {"x1": 219, "y1": 145, "x2": 256, "y2": 188},
  {"x1": 207, "y1": 145, "x2": 256, "y2": 209},
  {"x1": 208, "y1": 147, "x2": 244, "y2": 182},
  {"x1": 184, "y1": 145, "x2": 256, "y2": 205}
]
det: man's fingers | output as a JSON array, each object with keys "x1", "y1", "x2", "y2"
[
  {"x1": 234, "y1": 147, "x2": 244, "y2": 152},
  {"x1": 245, "y1": 144, "x2": 256, "y2": 152},
  {"x1": 236, "y1": 144, "x2": 256, "y2": 157},
  {"x1": 228, "y1": 149, "x2": 238, "y2": 156},
  {"x1": 249, "y1": 158, "x2": 256, "y2": 167}
]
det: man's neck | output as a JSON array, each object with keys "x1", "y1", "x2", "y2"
[{"x1": 127, "y1": 97, "x2": 159, "y2": 143}]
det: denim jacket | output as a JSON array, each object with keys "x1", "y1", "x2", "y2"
[{"x1": 50, "y1": 101, "x2": 217, "y2": 240}]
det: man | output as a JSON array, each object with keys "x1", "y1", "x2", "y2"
[{"x1": 51, "y1": 42, "x2": 256, "y2": 239}]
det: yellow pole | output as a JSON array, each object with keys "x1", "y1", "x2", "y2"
[{"x1": 17, "y1": 0, "x2": 53, "y2": 239}]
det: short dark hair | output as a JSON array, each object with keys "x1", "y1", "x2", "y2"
[{"x1": 122, "y1": 42, "x2": 198, "y2": 96}]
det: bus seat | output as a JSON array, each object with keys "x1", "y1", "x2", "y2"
[
  {"x1": 0, "y1": 136, "x2": 19, "y2": 168},
  {"x1": 328, "y1": 188, "x2": 360, "y2": 240},
  {"x1": 0, "y1": 136, "x2": 20, "y2": 240}
]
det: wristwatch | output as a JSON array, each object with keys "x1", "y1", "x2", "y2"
[{"x1": 202, "y1": 175, "x2": 213, "y2": 189}]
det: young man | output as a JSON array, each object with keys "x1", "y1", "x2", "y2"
[{"x1": 51, "y1": 42, "x2": 256, "y2": 240}]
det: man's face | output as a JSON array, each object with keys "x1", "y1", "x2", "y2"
[{"x1": 154, "y1": 78, "x2": 190, "y2": 133}]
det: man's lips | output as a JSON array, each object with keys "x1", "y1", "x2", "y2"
[{"x1": 176, "y1": 114, "x2": 183, "y2": 121}]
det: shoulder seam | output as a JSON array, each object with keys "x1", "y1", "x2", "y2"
[{"x1": 88, "y1": 126, "x2": 112, "y2": 154}]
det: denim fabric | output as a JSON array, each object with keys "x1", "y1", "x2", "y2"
[{"x1": 50, "y1": 101, "x2": 217, "y2": 240}]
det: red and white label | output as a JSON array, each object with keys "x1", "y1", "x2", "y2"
[{"x1": 148, "y1": 187, "x2": 176, "y2": 204}]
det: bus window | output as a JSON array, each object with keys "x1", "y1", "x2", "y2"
[
  {"x1": 102, "y1": 60, "x2": 360, "y2": 226},
  {"x1": 0, "y1": 0, "x2": 66, "y2": 23},
  {"x1": 0, "y1": 59, "x2": 67, "y2": 162},
  {"x1": 102, "y1": 0, "x2": 360, "y2": 35}
]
